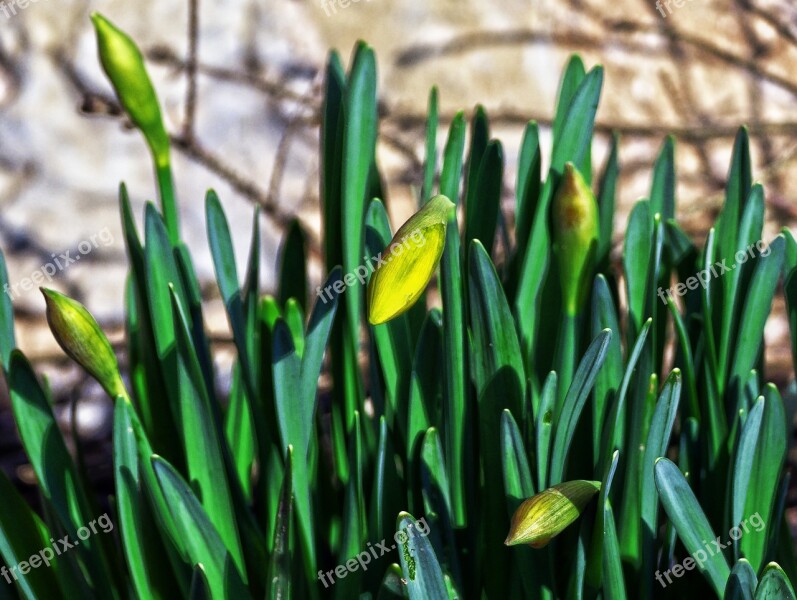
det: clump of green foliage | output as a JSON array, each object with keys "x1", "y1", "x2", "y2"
[{"x1": 0, "y1": 12, "x2": 794, "y2": 600}]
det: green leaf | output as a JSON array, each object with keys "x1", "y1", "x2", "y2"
[
  {"x1": 224, "y1": 362, "x2": 255, "y2": 501},
  {"x1": 464, "y1": 105, "x2": 490, "y2": 220},
  {"x1": 465, "y1": 139, "x2": 503, "y2": 254},
  {"x1": 552, "y1": 56, "x2": 586, "y2": 143},
  {"x1": 372, "y1": 417, "x2": 402, "y2": 542},
  {"x1": 189, "y1": 565, "x2": 210, "y2": 600},
  {"x1": 624, "y1": 201, "x2": 653, "y2": 338},
  {"x1": 598, "y1": 318, "x2": 651, "y2": 472},
  {"x1": 500, "y1": 410, "x2": 535, "y2": 503},
  {"x1": 602, "y1": 499, "x2": 626, "y2": 600},
  {"x1": 550, "y1": 64, "x2": 603, "y2": 181},
  {"x1": 439, "y1": 111, "x2": 467, "y2": 527},
  {"x1": 151, "y1": 456, "x2": 250, "y2": 599},
  {"x1": 590, "y1": 274, "x2": 622, "y2": 465},
  {"x1": 536, "y1": 371, "x2": 557, "y2": 491},
  {"x1": 9, "y1": 350, "x2": 119, "y2": 598},
  {"x1": 421, "y1": 86, "x2": 439, "y2": 203},
  {"x1": 665, "y1": 296, "x2": 700, "y2": 420},
  {"x1": 755, "y1": 562, "x2": 796, "y2": 599},
  {"x1": 549, "y1": 329, "x2": 612, "y2": 485},
  {"x1": 733, "y1": 385, "x2": 786, "y2": 571},
  {"x1": 114, "y1": 397, "x2": 178, "y2": 600},
  {"x1": 420, "y1": 427, "x2": 453, "y2": 530},
  {"x1": 501, "y1": 410, "x2": 540, "y2": 598},
  {"x1": 725, "y1": 558, "x2": 757, "y2": 600},
  {"x1": 718, "y1": 184, "x2": 764, "y2": 383},
  {"x1": 342, "y1": 42, "x2": 378, "y2": 356},
  {"x1": 468, "y1": 241, "x2": 526, "y2": 411},
  {"x1": 649, "y1": 136, "x2": 675, "y2": 221},
  {"x1": 0, "y1": 249, "x2": 15, "y2": 369},
  {"x1": 397, "y1": 512, "x2": 448, "y2": 600},
  {"x1": 407, "y1": 309, "x2": 442, "y2": 482},
  {"x1": 585, "y1": 450, "x2": 620, "y2": 593},
  {"x1": 337, "y1": 411, "x2": 366, "y2": 599},
  {"x1": 514, "y1": 182, "x2": 552, "y2": 374},
  {"x1": 729, "y1": 236, "x2": 785, "y2": 392},
  {"x1": 596, "y1": 133, "x2": 619, "y2": 266},
  {"x1": 278, "y1": 219, "x2": 308, "y2": 312},
  {"x1": 715, "y1": 127, "x2": 753, "y2": 336},
  {"x1": 0, "y1": 470, "x2": 66, "y2": 600},
  {"x1": 654, "y1": 458, "x2": 730, "y2": 596},
  {"x1": 206, "y1": 190, "x2": 256, "y2": 400},
  {"x1": 168, "y1": 285, "x2": 246, "y2": 577},
  {"x1": 513, "y1": 121, "x2": 541, "y2": 270},
  {"x1": 640, "y1": 370, "x2": 682, "y2": 597},
  {"x1": 267, "y1": 447, "x2": 293, "y2": 600},
  {"x1": 468, "y1": 240, "x2": 525, "y2": 597}
]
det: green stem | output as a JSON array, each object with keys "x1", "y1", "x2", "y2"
[
  {"x1": 555, "y1": 312, "x2": 578, "y2": 404},
  {"x1": 156, "y1": 160, "x2": 180, "y2": 245}
]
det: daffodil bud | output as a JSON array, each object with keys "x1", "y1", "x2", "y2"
[
  {"x1": 367, "y1": 194, "x2": 454, "y2": 325},
  {"x1": 91, "y1": 13, "x2": 170, "y2": 167},
  {"x1": 42, "y1": 288, "x2": 127, "y2": 399},
  {"x1": 505, "y1": 480, "x2": 600, "y2": 548},
  {"x1": 552, "y1": 163, "x2": 599, "y2": 315}
]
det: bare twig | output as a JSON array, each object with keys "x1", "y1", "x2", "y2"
[{"x1": 182, "y1": 0, "x2": 200, "y2": 142}]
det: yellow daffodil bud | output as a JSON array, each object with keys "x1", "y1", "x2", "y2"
[
  {"x1": 91, "y1": 13, "x2": 170, "y2": 167},
  {"x1": 367, "y1": 194, "x2": 454, "y2": 325},
  {"x1": 552, "y1": 163, "x2": 599, "y2": 315},
  {"x1": 505, "y1": 480, "x2": 600, "y2": 548},
  {"x1": 42, "y1": 288, "x2": 127, "y2": 399}
]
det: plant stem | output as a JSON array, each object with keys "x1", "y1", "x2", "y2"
[{"x1": 156, "y1": 160, "x2": 180, "y2": 245}]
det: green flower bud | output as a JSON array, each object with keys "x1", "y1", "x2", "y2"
[
  {"x1": 42, "y1": 288, "x2": 126, "y2": 399},
  {"x1": 367, "y1": 194, "x2": 454, "y2": 325},
  {"x1": 91, "y1": 13, "x2": 170, "y2": 167},
  {"x1": 505, "y1": 480, "x2": 600, "y2": 548},
  {"x1": 552, "y1": 163, "x2": 599, "y2": 315}
]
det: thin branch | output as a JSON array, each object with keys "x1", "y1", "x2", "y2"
[{"x1": 182, "y1": 0, "x2": 200, "y2": 142}]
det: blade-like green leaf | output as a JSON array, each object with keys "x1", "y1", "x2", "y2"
[
  {"x1": 267, "y1": 447, "x2": 293, "y2": 600},
  {"x1": 654, "y1": 458, "x2": 730, "y2": 596},
  {"x1": 755, "y1": 562, "x2": 796, "y2": 599},
  {"x1": 151, "y1": 456, "x2": 250, "y2": 599},
  {"x1": 640, "y1": 370, "x2": 682, "y2": 598},
  {"x1": 439, "y1": 111, "x2": 467, "y2": 527},
  {"x1": 397, "y1": 512, "x2": 448, "y2": 600},
  {"x1": 9, "y1": 350, "x2": 119, "y2": 598},
  {"x1": 725, "y1": 558, "x2": 757, "y2": 600},
  {"x1": 549, "y1": 329, "x2": 612, "y2": 485}
]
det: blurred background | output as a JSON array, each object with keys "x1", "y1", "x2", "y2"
[{"x1": 1, "y1": 0, "x2": 797, "y2": 520}]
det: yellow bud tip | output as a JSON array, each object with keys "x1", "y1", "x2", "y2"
[{"x1": 367, "y1": 195, "x2": 452, "y2": 325}]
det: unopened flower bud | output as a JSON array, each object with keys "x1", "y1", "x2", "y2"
[
  {"x1": 91, "y1": 13, "x2": 170, "y2": 167},
  {"x1": 367, "y1": 194, "x2": 453, "y2": 325},
  {"x1": 505, "y1": 480, "x2": 601, "y2": 548},
  {"x1": 552, "y1": 163, "x2": 599, "y2": 315},
  {"x1": 42, "y1": 288, "x2": 126, "y2": 399}
]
